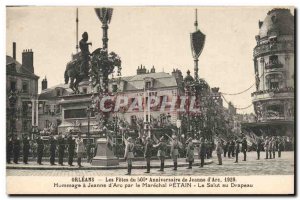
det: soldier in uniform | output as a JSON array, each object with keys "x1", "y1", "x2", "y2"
[
  {"x1": 58, "y1": 134, "x2": 65, "y2": 166},
  {"x1": 36, "y1": 136, "x2": 44, "y2": 165},
  {"x1": 49, "y1": 136, "x2": 57, "y2": 165},
  {"x1": 198, "y1": 137, "x2": 206, "y2": 168},
  {"x1": 223, "y1": 141, "x2": 229, "y2": 158},
  {"x1": 256, "y1": 136, "x2": 262, "y2": 160},
  {"x1": 154, "y1": 136, "x2": 167, "y2": 172},
  {"x1": 268, "y1": 137, "x2": 273, "y2": 159},
  {"x1": 278, "y1": 137, "x2": 284, "y2": 158},
  {"x1": 7, "y1": 135, "x2": 13, "y2": 164},
  {"x1": 170, "y1": 135, "x2": 180, "y2": 170},
  {"x1": 204, "y1": 139, "x2": 210, "y2": 159},
  {"x1": 216, "y1": 140, "x2": 223, "y2": 165},
  {"x1": 76, "y1": 134, "x2": 85, "y2": 167},
  {"x1": 227, "y1": 140, "x2": 232, "y2": 158},
  {"x1": 234, "y1": 139, "x2": 240, "y2": 163},
  {"x1": 241, "y1": 137, "x2": 247, "y2": 161},
  {"x1": 22, "y1": 135, "x2": 30, "y2": 164},
  {"x1": 144, "y1": 136, "x2": 153, "y2": 173},
  {"x1": 264, "y1": 136, "x2": 269, "y2": 159},
  {"x1": 272, "y1": 136, "x2": 276, "y2": 159},
  {"x1": 231, "y1": 140, "x2": 236, "y2": 157},
  {"x1": 67, "y1": 135, "x2": 75, "y2": 166},
  {"x1": 13, "y1": 136, "x2": 21, "y2": 164},
  {"x1": 186, "y1": 137, "x2": 194, "y2": 169},
  {"x1": 124, "y1": 137, "x2": 135, "y2": 175}
]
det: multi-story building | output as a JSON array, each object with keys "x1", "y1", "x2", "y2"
[
  {"x1": 6, "y1": 42, "x2": 39, "y2": 136},
  {"x1": 244, "y1": 8, "x2": 294, "y2": 136}
]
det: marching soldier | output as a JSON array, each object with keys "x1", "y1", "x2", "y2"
[
  {"x1": 49, "y1": 136, "x2": 57, "y2": 165},
  {"x1": 58, "y1": 134, "x2": 65, "y2": 166},
  {"x1": 67, "y1": 135, "x2": 75, "y2": 166},
  {"x1": 216, "y1": 140, "x2": 223, "y2": 165},
  {"x1": 144, "y1": 136, "x2": 153, "y2": 173},
  {"x1": 124, "y1": 137, "x2": 135, "y2": 175},
  {"x1": 22, "y1": 135, "x2": 30, "y2": 164},
  {"x1": 36, "y1": 135, "x2": 44, "y2": 165},
  {"x1": 198, "y1": 137, "x2": 206, "y2": 168},
  {"x1": 272, "y1": 136, "x2": 276, "y2": 159},
  {"x1": 278, "y1": 137, "x2": 284, "y2": 158},
  {"x1": 241, "y1": 137, "x2": 247, "y2": 161},
  {"x1": 170, "y1": 135, "x2": 180, "y2": 170},
  {"x1": 76, "y1": 134, "x2": 85, "y2": 167},
  {"x1": 264, "y1": 136, "x2": 269, "y2": 159},
  {"x1": 256, "y1": 136, "x2": 262, "y2": 160},
  {"x1": 186, "y1": 137, "x2": 194, "y2": 169},
  {"x1": 268, "y1": 137, "x2": 273, "y2": 159},
  {"x1": 234, "y1": 138, "x2": 240, "y2": 163},
  {"x1": 154, "y1": 136, "x2": 167, "y2": 172},
  {"x1": 13, "y1": 136, "x2": 21, "y2": 164},
  {"x1": 223, "y1": 141, "x2": 229, "y2": 158},
  {"x1": 7, "y1": 135, "x2": 13, "y2": 164}
]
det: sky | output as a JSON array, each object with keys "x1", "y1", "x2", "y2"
[{"x1": 6, "y1": 6, "x2": 293, "y2": 114}]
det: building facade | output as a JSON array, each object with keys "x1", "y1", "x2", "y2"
[
  {"x1": 6, "y1": 43, "x2": 39, "y2": 136},
  {"x1": 245, "y1": 8, "x2": 294, "y2": 136}
]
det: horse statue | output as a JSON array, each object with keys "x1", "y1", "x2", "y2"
[{"x1": 64, "y1": 53, "x2": 84, "y2": 94}]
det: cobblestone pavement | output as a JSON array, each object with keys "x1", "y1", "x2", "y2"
[{"x1": 7, "y1": 151, "x2": 294, "y2": 176}]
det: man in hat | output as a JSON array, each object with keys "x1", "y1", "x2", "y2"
[
  {"x1": 198, "y1": 137, "x2": 206, "y2": 168},
  {"x1": 49, "y1": 135, "x2": 57, "y2": 165},
  {"x1": 144, "y1": 136, "x2": 153, "y2": 173},
  {"x1": 186, "y1": 137, "x2": 194, "y2": 169},
  {"x1": 272, "y1": 136, "x2": 276, "y2": 159},
  {"x1": 67, "y1": 135, "x2": 75, "y2": 166},
  {"x1": 13, "y1": 136, "x2": 21, "y2": 164},
  {"x1": 268, "y1": 137, "x2": 273, "y2": 159},
  {"x1": 278, "y1": 136, "x2": 284, "y2": 158},
  {"x1": 124, "y1": 137, "x2": 135, "y2": 175},
  {"x1": 7, "y1": 135, "x2": 13, "y2": 164},
  {"x1": 36, "y1": 135, "x2": 44, "y2": 165},
  {"x1": 154, "y1": 136, "x2": 167, "y2": 172},
  {"x1": 79, "y1": 32, "x2": 92, "y2": 77},
  {"x1": 170, "y1": 135, "x2": 180, "y2": 170},
  {"x1": 76, "y1": 134, "x2": 85, "y2": 167},
  {"x1": 57, "y1": 134, "x2": 66, "y2": 166},
  {"x1": 22, "y1": 135, "x2": 30, "y2": 164},
  {"x1": 223, "y1": 141, "x2": 229, "y2": 158},
  {"x1": 241, "y1": 137, "x2": 247, "y2": 161},
  {"x1": 216, "y1": 140, "x2": 223, "y2": 165},
  {"x1": 234, "y1": 138, "x2": 240, "y2": 163},
  {"x1": 256, "y1": 136, "x2": 263, "y2": 160},
  {"x1": 264, "y1": 136, "x2": 269, "y2": 159}
]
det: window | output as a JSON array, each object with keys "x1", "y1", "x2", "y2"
[
  {"x1": 269, "y1": 55, "x2": 279, "y2": 64},
  {"x1": 145, "y1": 81, "x2": 151, "y2": 89},
  {"x1": 10, "y1": 81, "x2": 16, "y2": 91},
  {"x1": 267, "y1": 74, "x2": 282, "y2": 90},
  {"x1": 112, "y1": 85, "x2": 118, "y2": 92},
  {"x1": 56, "y1": 90, "x2": 61, "y2": 97},
  {"x1": 83, "y1": 88, "x2": 87, "y2": 94},
  {"x1": 22, "y1": 82, "x2": 28, "y2": 93}
]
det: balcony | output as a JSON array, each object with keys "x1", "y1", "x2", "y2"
[
  {"x1": 265, "y1": 61, "x2": 283, "y2": 70},
  {"x1": 253, "y1": 41, "x2": 294, "y2": 58},
  {"x1": 251, "y1": 87, "x2": 294, "y2": 102}
]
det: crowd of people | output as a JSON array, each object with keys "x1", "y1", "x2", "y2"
[
  {"x1": 7, "y1": 133, "x2": 289, "y2": 175},
  {"x1": 123, "y1": 135, "x2": 288, "y2": 175},
  {"x1": 7, "y1": 134, "x2": 85, "y2": 167}
]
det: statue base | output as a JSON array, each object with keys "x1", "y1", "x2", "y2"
[{"x1": 91, "y1": 138, "x2": 119, "y2": 166}]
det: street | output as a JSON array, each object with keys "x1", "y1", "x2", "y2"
[{"x1": 7, "y1": 151, "x2": 294, "y2": 176}]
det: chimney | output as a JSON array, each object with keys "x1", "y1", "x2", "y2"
[
  {"x1": 13, "y1": 42, "x2": 16, "y2": 60},
  {"x1": 42, "y1": 77, "x2": 48, "y2": 90},
  {"x1": 22, "y1": 49, "x2": 34, "y2": 73}
]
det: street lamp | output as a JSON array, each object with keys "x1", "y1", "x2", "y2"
[{"x1": 86, "y1": 106, "x2": 93, "y2": 162}]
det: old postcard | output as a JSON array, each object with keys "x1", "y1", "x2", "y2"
[{"x1": 5, "y1": 6, "x2": 295, "y2": 195}]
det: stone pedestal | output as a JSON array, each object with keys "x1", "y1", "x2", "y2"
[{"x1": 91, "y1": 138, "x2": 119, "y2": 166}]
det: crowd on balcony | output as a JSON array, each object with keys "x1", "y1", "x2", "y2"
[{"x1": 251, "y1": 86, "x2": 294, "y2": 96}]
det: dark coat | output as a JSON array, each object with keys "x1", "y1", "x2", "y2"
[
  {"x1": 144, "y1": 141, "x2": 153, "y2": 158},
  {"x1": 36, "y1": 138, "x2": 44, "y2": 152},
  {"x1": 49, "y1": 138, "x2": 56, "y2": 153},
  {"x1": 241, "y1": 139, "x2": 247, "y2": 152},
  {"x1": 23, "y1": 138, "x2": 30, "y2": 153},
  {"x1": 198, "y1": 142, "x2": 206, "y2": 158}
]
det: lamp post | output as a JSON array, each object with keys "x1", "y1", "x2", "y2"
[{"x1": 86, "y1": 106, "x2": 93, "y2": 162}]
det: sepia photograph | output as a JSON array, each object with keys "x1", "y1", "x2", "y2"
[{"x1": 5, "y1": 5, "x2": 295, "y2": 195}]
